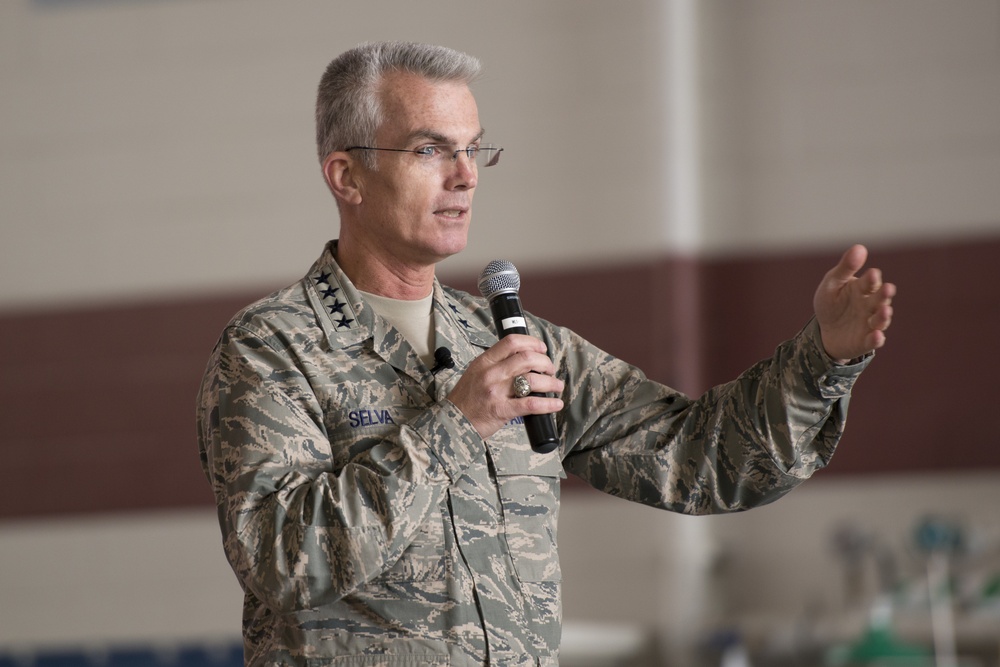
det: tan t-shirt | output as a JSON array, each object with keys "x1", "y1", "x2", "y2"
[{"x1": 359, "y1": 289, "x2": 435, "y2": 368}]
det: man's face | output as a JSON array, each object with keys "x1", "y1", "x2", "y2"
[{"x1": 352, "y1": 71, "x2": 483, "y2": 270}]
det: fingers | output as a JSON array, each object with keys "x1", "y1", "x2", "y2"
[
  {"x1": 860, "y1": 266, "x2": 895, "y2": 323},
  {"x1": 446, "y1": 335, "x2": 564, "y2": 439},
  {"x1": 476, "y1": 333, "x2": 549, "y2": 368},
  {"x1": 869, "y1": 300, "x2": 894, "y2": 333},
  {"x1": 859, "y1": 267, "x2": 883, "y2": 295},
  {"x1": 866, "y1": 327, "x2": 888, "y2": 352},
  {"x1": 512, "y1": 371, "x2": 564, "y2": 405},
  {"x1": 492, "y1": 335, "x2": 564, "y2": 403},
  {"x1": 853, "y1": 266, "x2": 895, "y2": 351},
  {"x1": 839, "y1": 247, "x2": 897, "y2": 309},
  {"x1": 815, "y1": 244, "x2": 898, "y2": 361}
]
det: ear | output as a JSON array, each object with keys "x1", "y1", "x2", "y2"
[{"x1": 322, "y1": 151, "x2": 363, "y2": 206}]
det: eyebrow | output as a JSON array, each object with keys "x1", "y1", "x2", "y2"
[{"x1": 405, "y1": 128, "x2": 486, "y2": 146}]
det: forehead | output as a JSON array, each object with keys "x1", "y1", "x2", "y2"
[{"x1": 376, "y1": 71, "x2": 482, "y2": 144}]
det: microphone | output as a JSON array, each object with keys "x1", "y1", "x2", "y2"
[
  {"x1": 478, "y1": 260, "x2": 559, "y2": 454},
  {"x1": 430, "y1": 346, "x2": 455, "y2": 374}
]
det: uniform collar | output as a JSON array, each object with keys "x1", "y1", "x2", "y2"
[{"x1": 305, "y1": 240, "x2": 497, "y2": 379}]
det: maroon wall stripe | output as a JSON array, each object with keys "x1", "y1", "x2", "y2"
[{"x1": 2, "y1": 237, "x2": 997, "y2": 518}]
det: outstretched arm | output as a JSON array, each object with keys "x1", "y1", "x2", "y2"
[{"x1": 813, "y1": 244, "x2": 896, "y2": 363}]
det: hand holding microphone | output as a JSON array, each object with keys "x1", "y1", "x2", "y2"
[
  {"x1": 477, "y1": 260, "x2": 561, "y2": 453},
  {"x1": 444, "y1": 261, "x2": 563, "y2": 452}
]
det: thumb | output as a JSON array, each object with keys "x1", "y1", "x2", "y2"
[{"x1": 827, "y1": 244, "x2": 868, "y2": 285}]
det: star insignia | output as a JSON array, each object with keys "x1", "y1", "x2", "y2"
[
  {"x1": 315, "y1": 271, "x2": 332, "y2": 286},
  {"x1": 327, "y1": 300, "x2": 346, "y2": 315},
  {"x1": 335, "y1": 315, "x2": 354, "y2": 329},
  {"x1": 458, "y1": 317, "x2": 471, "y2": 329},
  {"x1": 449, "y1": 303, "x2": 460, "y2": 314},
  {"x1": 321, "y1": 285, "x2": 340, "y2": 300}
]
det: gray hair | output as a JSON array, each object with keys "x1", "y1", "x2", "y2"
[{"x1": 315, "y1": 41, "x2": 482, "y2": 169}]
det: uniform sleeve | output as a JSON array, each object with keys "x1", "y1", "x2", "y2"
[
  {"x1": 196, "y1": 324, "x2": 483, "y2": 614},
  {"x1": 554, "y1": 318, "x2": 871, "y2": 514}
]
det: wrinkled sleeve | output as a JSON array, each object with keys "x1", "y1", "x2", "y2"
[
  {"x1": 196, "y1": 324, "x2": 483, "y2": 614},
  {"x1": 555, "y1": 318, "x2": 871, "y2": 514}
]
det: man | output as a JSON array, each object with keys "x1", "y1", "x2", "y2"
[{"x1": 197, "y1": 42, "x2": 895, "y2": 667}]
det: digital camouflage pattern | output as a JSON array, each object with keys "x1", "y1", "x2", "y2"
[{"x1": 197, "y1": 240, "x2": 870, "y2": 666}]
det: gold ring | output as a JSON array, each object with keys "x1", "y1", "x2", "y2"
[{"x1": 512, "y1": 374, "x2": 531, "y2": 398}]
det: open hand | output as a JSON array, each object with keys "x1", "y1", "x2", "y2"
[{"x1": 813, "y1": 244, "x2": 896, "y2": 363}]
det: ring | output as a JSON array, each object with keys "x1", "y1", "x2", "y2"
[{"x1": 512, "y1": 374, "x2": 531, "y2": 398}]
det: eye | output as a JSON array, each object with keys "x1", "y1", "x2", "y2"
[{"x1": 414, "y1": 145, "x2": 443, "y2": 159}]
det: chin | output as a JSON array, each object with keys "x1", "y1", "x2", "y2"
[
  {"x1": 436, "y1": 232, "x2": 470, "y2": 258},
  {"x1": 434, "y1": 244, "x2": 467, "y2": 264}
]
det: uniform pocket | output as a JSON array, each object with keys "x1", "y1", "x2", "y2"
[
  {"x1": 323, "y1": 408, "x2": 448, "y2": 583},
  {"x1": 489, "y1": 441, "x2": 565, "y2": 583}
]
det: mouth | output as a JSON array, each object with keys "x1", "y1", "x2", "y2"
[{"x1": 435, "y1": 208, "x2": 469, "y2": 220}]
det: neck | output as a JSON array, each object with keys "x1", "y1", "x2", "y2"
[{"x1": 336, "y1": 235, "x2": 436, "y2": 300}]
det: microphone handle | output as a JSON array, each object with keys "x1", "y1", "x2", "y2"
[{"x1": 488, "y1": 293, "x2": 560, "y2": 454}]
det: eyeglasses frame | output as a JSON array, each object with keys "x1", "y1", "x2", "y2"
[{"x1": 344, "y1": 144, "x2": 503, "y2": 168}]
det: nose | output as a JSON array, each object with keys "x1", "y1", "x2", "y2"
[{"x1": 447, "y1": 150, "x2": 478, "y2": 190}]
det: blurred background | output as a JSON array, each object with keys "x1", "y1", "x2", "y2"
[{"x1": 2, "y1": 0, "x2": 999, "y2": 665}]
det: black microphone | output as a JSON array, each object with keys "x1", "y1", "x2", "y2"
[
  {"x1": 430, "y1": 346, "x2": 455, "y2": 374},
  {"x1": 478, "y1": 260, "x2": 560, "y2": 454}
]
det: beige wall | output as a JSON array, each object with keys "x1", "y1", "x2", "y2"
[
  {"x1": 0, "y1": 0, "x2": 669, "y2": 309},
  {"x1": 698, "y1": 0, "x2": 1000, "y2": 256},
  {"x1": 2, "y1": 0, "x2": 999, "y2": 310}
]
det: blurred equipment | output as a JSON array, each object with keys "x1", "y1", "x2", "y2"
[
  {"x1": 914, "y1": 516, "x2": 964, "y2": 667},
  {"x1": 824, "y1": 596, "x2": 931, "y2": 666}
]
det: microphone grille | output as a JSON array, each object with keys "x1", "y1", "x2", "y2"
[{"x1": 478, "y1": 259, "x2": 520, "y2": 299}]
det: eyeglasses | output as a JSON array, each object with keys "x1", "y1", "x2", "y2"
[{"x1": 345, "y1": 143, "x2": 503, "y2": 169}]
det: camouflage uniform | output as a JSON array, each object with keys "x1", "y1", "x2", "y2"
[{"x1": 197, "y1": 240, "x2": 870, "y2": 666}]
